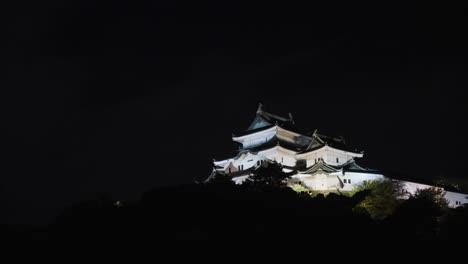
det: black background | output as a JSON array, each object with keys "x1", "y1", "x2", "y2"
[{"x1": 3, "y1": 1, "x2": 467, "y2": 224}]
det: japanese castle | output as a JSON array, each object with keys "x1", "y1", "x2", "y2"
[{"x1": 208, "y1": 104, "x2": 468, "y2": 207}]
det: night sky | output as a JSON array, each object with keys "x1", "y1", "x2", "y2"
[{"x1": 4, "y1": 1, "x2": 467, "y2": 225}]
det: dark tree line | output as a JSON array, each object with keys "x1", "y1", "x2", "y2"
[{"x1": 2, "y1": 163, "x2": 468, "y2": 252}]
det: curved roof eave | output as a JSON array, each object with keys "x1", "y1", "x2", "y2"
[
  {"x1": 298, "y1": 162, "x2": 341, "y2": 174},
  {"x1": 213, "y1": 149, "x2": 259, "y2": 165},
  {"x1": 296, "y1": 145, "x2": 363, "y2": 158},
  {"x1": 233, "y1": 125, "x2": 309, "y2": 141}
]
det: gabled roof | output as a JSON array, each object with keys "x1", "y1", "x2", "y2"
[
  {"x1": 299, "y1": 159, "x2": 381, "y2": 175},
  {"x1": 247, "y1": 103, "x2": 295, "y2": 131},
  {"x1": 213, "y1": 149, "x2": 260, "y2": 166},
  {"x1": 298, "y1": 129, "x2": 361, "y2": 154},
  {"x1": 299, "y1": 159, "x2": 341, "y2": 174},
  {"x1": 214, "y1": 138, "x2": 299, "y2": 165},
  {"x1": 211, "y1": 160, "x2": 297, "y2": 180},
  {"x1": 246, "y1": 135, "x2": 302, "y2": 153}
]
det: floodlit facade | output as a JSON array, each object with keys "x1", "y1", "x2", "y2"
[{"x1": 208, "y1": 104, "x2": 468, "y2": 207}]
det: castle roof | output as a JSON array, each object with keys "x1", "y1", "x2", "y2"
[
  {"x1": 299, "y1": 159, "x2": 380, "y2": 175},
  {"x1": 213, "y1": 138, "x2": 299, "y2": 163},
  {"x1": 246, "y1": 103, "x2": 295, "y2": 131},
  {"x1": 246, "y1": 136, "x2": 301, "y2": 152},
  {"x1": 298, "y1": 130, "x2": 362, "y2": 154},
  {"x1": 213, "y1": 160, "x2": 297, "y2": 180}
]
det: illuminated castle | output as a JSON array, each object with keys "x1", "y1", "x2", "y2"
[{"x1": 208, "y1": 104, "x2": 468, "y2": 207}]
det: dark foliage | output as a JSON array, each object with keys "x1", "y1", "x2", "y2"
[
  {"x1": 244, "y1": 161, "x2": 294, "y2": 188},
  {"x1": 2, "y1": 180, "x2": 467, "y2": 253}
]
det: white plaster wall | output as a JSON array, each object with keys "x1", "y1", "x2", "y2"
[
  {"x1": 256, "y1": 147, "x2": 297, "y2": 167},
  {"x1": 303, "y1": 148, "x2": 355, "y2": 167},
  {"x1": 304, "y1": 153, "x2": 322, "y2": 167},
  {"x1": 294, "y1": 173, "x2": 338, "y2": 191},
  {"x1": 232, "y1": 168, "x2": 468, "y2": 208},
  {"x1": 216, "y1": 148, "x2": 297, "y2": 174},
  {"x1": 299, "y1": 174, "x2": 328, "y2": 190},
  {"x1": 325, "y1": 150, "x2": 353, "y2": 166},
  {"x1": 401, "y1": 181, "x2": 434, "y2": 195},
  {"x1": 295, "y1": 172, "x2": 383, "y2": 192},
  {"x1": 231, "y1": 152, "x2": 265, "y2": 170},
  {"x1": 224, "y1": 162, "x2": 238, "y2": 174},
  {"x1": 444, "y1": 191, "x2": 468, "y2": 207},
  {"x1": 346, "y1": 172, "x2": 385, "y2": 187},
  {"x1": 262, "y1": 151, "x2": 296, "y2": 167},
  {"x1": 400, "y1": 180, "x2": 468, "y2": 207},
  {"x1": 326, "y1": 174, "x2": 343, "y2": 190}
]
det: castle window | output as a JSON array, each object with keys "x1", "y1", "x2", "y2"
[
  {"x1": 336, "y1": 158, "x2": 339, "y2": 163},
  {"x1": 228, "y1": 168, "x2": 231, "y2": 173},
  {"x1": 348, "y1": 179, "x2": 351, "y2": 184}
]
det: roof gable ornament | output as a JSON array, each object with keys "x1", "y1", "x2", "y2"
[
  {"x1": 246, "y1": 103, "x2": 297, "y2": 132},
  {"x1": 289, "y1": 112, "x2": 295, "y2": 124},
  {"x1": 256, "y1": 102, "x2": 263, "y2": 114},
  {"x1": 340, "y1": 136, "x2": 346, "y2": 145}
]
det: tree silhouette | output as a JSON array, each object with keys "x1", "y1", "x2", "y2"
[
  {"x1": 206, "y1": 171, "x2": 236, "y2": 187},
  {"x1": 390, "y1": 187, "x2": 449, "y2": 240},
  {"x1": 244, "y1": 161, "x2": 293, "y2": 188},
  {"x1": 353, "y1": 179, "x2": 406, "y2": 220},
  {"x1": 412, "y1": 187, "x2": 449, "y2": 210},
  {"x1": 440, "y1": 204, "x2": 468, "y2": 240}
]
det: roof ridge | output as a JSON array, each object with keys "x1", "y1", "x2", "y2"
[
  {"x1": 299, "y1": 158, "x2": 341, "y2": 174},
  {"x1": 257, "y1": 103, "x2": 293, "y2": 122},
  {"x1": 247, "y1": 104, "x2": 296, "y2": 131}
]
